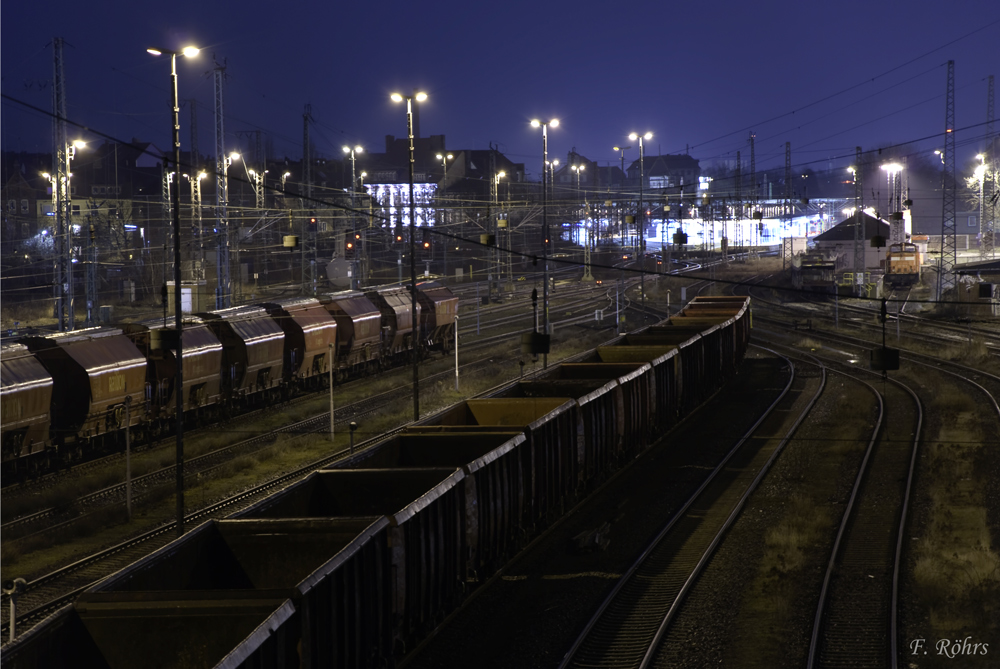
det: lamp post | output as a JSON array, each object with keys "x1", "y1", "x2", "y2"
[
  {"x1": 613, "y1": 145, "x2": 631, "y2": 190},
  {"x1": 392, "y1": 90, "x2": 427, "y2": 421},
  {"x1": 571, "y1": 164, "x2": 585, "y2": 196},
  {"x1": 973, "y1": 154, "x2": 990, "y2": 258},
  {"x1": 881, "y1": 162, "x2": 904, "y2": 244},
  {"x1": 343, "y1": 145, "x2": 363, "y2": 199},
  {"x1": 531, "y1": 118, "x2": 559, "y2": 368},
  {"x1": 490, "y1": 170, "x2": 506, "y2": 299},
  {"x1": 629, "y1": 132, "x2": 652, "y2": 323},
  {"x1": 343, "y1": 145, "x2": 364, "y2": 284},
  {"x1": 148, "y1": 44, "x2": 198, "y2": 536},
  {"x1": 436, "y1": 153, "x2": 452, "y2": 278}
]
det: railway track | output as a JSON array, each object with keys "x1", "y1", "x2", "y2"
[
  {"x1": 747, "y1": 318, "x2": 997, "y2": 666},
  {"x1": 558, "y1": 346, "x2": 819, "y2": 668}
]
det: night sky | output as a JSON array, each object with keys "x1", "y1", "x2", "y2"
[{"x1": 2, "y1": 1, "x2": 998, "y2": 178}]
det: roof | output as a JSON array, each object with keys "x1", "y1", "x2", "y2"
[
  {"x1": 956, "y1": 258, "x2": 1000, "y2": 276},
  {"x1": 629, "y1": 154, "x2": 700, "y2": 176},
  {"x1": 813, "y1": 212, "x2": 889, "y2": 242}
]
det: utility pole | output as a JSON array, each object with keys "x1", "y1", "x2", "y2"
[
  {"x1": 302, "y1": 105, "x2": 317, "y2": 295},
  {"x1": 85, "y1": 219, "x2": 97, "y2": 325},
  {"x1": 214, "y1": 62, "x2": 231, "y2": 309},
  {"x1": 52, "y1": 37, "x2": 70, "y2": 331},
  {"x1": 749, "y1": 132, "x2": 757, "y2": 259},
  {"x1": 784, "y1": 142, "x2": 792, "y2": 227},
  {"x1": 938, "y1": 60, "x2": 957, "y2": 298},
  {"x1": 853, "y1": 146, "x2": 865, "y2": 294},
  {"x1": 734, "y1": 150, "x2": 742, "y2": 256},
  {"x1": 983, "y1": 74, "x2": 995, "y2": 259}
]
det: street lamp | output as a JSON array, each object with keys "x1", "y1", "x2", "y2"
[
  {"x1": 436, "y1": 153, "x2": 453, "y2": 195},
  {"x1": 531, "y1": 117, "x2": 559, "y2": 368},
  {"x1": 629, "y1": 131, "x2": 652, "y2": 323},
  {"x1": 343, "y1": 145, "x2": 364, "y2": 285},
  {"x1": 343, "y1": 145, "x2": 363, "y2": 194},
  {"x1": 391, "y1": 90, "x2": 427, "y2": 421},
  {"x1": 437, "y1": 153, "x2": 453, "y2": 279},
  {"x1": 973, "y1": 154, "x2": 991, "y2": 258},
  {"x1": 490, "y1": 171, "x2": 506, "y2": 298},
  {"x1": 613, "y1": 145, "x2": 631, "y2": 190},
  {"x1": 546, "y1": 159, "x2": 560, "y2": 187},
  {"x1": 881, "y1": 162, "x2": 904, "y2": 243},
  {"x1": 571, "y1": 164, "x2": 585, "y2": 195},
  {"x1": 148, "y1": 43, "x2": 198, "y2": 537}
]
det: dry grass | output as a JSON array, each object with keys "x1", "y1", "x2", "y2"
[{"x1": 909, "y1": 406, "x2": 998, "y2": 638}]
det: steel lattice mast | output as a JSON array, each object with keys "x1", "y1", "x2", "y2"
[
  {"x1": 302, "y1": 105, "x2": 317, "y2": 295},
  {"x1": 938, "y1": 60, "x2": 957, "y2": 298},
  {"x1": 983, "y1": 74, "x2": 995, "y2": 259},
  {"x1": 214, "y1": 62, "x2": 231, "y2": 309},
  {"x1": 853, "y1": 146, "x2": 865, "y2": 292},
  {"x1": 784, "y1": 142, "x2": 791, "y2": 225},
  {"x1": 52, "y1": 37, "x2": 71, "y2": 331}
]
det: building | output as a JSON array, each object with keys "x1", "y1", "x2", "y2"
[{"x1": 811, "y1": 211, "x2": 891, "y2": 272}]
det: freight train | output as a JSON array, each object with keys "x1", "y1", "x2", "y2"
[
  {"x1": 0, "y1": 283, "x2": 458, "y2": 478},
  {"x1": 2, "y1": 295, "x2": 752, "y2": 669}
]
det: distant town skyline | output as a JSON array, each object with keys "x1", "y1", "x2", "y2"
[{"x1": 2, "y1": 1, "x2": 998, "y2": 180}]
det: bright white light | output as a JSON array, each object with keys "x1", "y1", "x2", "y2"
[
  {"x1": 181, "y1": 46, "x2": 199, "y2": 58},
  {"x1": 415, "y1": 92, "x2": 427, "y2": 101},
  {"x1": 391, "y1": 93, "x2": 404, "y2": 102},
  {"x1": 531, "y1": 119, "x2": 541, "y2": 127},
  {"x1": 880, "y1": 163, "x2": 903, "y2": 173}
]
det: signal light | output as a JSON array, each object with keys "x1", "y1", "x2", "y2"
[
  {"x1": 354, "y1": 230, "x2": 361, "y2": 240},
  {"x1": 421, "y1": 227, "x2": 431, "y2": 250}
]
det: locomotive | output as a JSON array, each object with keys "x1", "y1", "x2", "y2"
[
  {"x1": 883, "y1": 241, "x2": 921, "y2": 288},
  {"x1": 0, "y1": 282, "x2": 458, "y2": 478}
]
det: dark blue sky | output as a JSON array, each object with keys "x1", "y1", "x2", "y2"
[{"x1": 3, "y1": 0, "x2": 998, "y2": 178}]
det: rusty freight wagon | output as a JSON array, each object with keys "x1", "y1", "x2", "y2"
[
  {"x1": 121, "y1": 317, "x2": 224, "y2": 430},
  {"x1": 319, "y1": 291, "x2": 382, "y2": 378},
  {"x1": 414, "y1": 281, "x2": 457, "y2": 350},
  {"x1": 1, "y1": 343, "x2": 54, "y2": 476},
  {"x1": 365, "y1": 286, "x2": 420, "y2": 360},
  {"x1": 21, "y1": 328, "x2": 146, "y2": 459},
  {"x1": 410, "y1": 398, "x2": 578, "y2": 527},
  {"x1": 237, "y1": 467, "x2": 467, "y2": 655},
  {"x1": 340, "y1": 429, "x2": 529, "y2": 581},
  {"x1": 196, "y1": 306, "x2": 285, "y2": 408},
  {"x1": 2, "y1": 517, "x2": 393, "y2": 669},
  {"x1": 260, "y1": 298, "x2": 337, "y2": 389}
]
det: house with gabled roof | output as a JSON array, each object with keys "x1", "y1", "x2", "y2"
[{"x1": 812, "y1": 211, "x2": 891, "y2": 271}]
